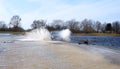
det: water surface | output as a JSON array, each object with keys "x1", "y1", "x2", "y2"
[{"x1": 71, "y1": 36, "x2": 120, "y2": 50}]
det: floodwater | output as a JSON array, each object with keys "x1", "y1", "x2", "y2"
[
  {"x1": 71, "y1": 35, "x2": 120, "y2": 50},
  {"x1": 0, "y1": 34, "x2": 120, "y2": 69}
]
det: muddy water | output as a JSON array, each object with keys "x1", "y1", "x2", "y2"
[{"x1": 0, "y1": 35, "x2": 120, "y2": 69}]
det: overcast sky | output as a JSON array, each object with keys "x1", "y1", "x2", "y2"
[{"x1": 0, "y1": 0, "x2": 120, "y2": 29}]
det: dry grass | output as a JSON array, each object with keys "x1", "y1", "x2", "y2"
[{"x1": 72, "y1": 33, "x2": 120, "y2": 36}]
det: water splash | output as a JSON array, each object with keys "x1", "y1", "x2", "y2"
[
  {"x1": 20, "y1": 28, "x2": 51, "y2": 41},
  {"x1": 19, "y1": 28, "x2": 71, "y2": 42},
  {"x1": 59, "y1": 29, "x2": 71, "y2": 41}
]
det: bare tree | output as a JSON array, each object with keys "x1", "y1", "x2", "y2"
[
  {"x1": 9, "y1": 15, "x2": 21, "y2": 28},
  {"x1": 9, "y1": 15, "x2": 24, "y2": 32},
  {"x1": 31, "y1": 20, "x2": 46, "y2": 29},
  {"x1": 112, "y1": 21, "x2": 120, "y2": 33},
  {"x1": 95, "y1": 21, "x2": 101, "y2": 33},
  {"x1": 0, "y1": 21, "x2": 7, "y2": 31},
  {"x1": 0, "y1": 21, "x2": 7, "y2": 28},
  {"x1": 81, "y1": 19, "x2": 94, "y2": 33},
  {"x1": 66, "y1": 19, "x2": 80, "y2": 32}
]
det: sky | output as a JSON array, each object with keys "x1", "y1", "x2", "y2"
[{"x1": 0, "y1": 0, "x2": 120, "y2": 29}]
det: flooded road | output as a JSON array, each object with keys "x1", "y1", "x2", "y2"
[{"x1": 0, "y1": 35, "x2": 120, "y2": 69}]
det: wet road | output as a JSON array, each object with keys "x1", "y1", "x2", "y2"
[{"x1": 0, "y1": 36, "x2": 120, "y2": 69}]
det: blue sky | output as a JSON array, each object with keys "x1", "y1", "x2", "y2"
[{"x1": 0, "y1": 0, "x2": 120, "y2": 29}]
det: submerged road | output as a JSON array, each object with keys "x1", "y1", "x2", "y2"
[{"x1": 0, "y1": 36, "x2": 120, "y2": 69}]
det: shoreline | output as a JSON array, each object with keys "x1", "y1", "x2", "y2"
[
  {"x1": 0, "y1": 32, "x2": 120, "y2": 36},
  {"x1": 72, "y1": 33, "x2": 120, "y2": 36}
]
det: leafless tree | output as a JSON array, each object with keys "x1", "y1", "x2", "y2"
[
  {"x1": 112, "y1": 21, "x2": 120, "y2": 33},
  {"x1": 81, "y1": 19, "x2": 94, "y2": 33},
  {"x1": 95, "y1": 21, "x2": 101, "y2": 33},
  {"x1": 9, "y1": 15, "x2": 21, "y2": 28},
  {"x1": 0, "y1": 21, "x2": 7, "y2": 31},
  {"x1": 31, "y1": 20, "x2": 46, "y2": 29},
  {"x1": 66, "y1": 19, "x2": 80, "y2": 32},
  {"x1": 9, "y1": 15, "x2": 24, "y2": 32},
  {"x1": 0, "y1": 21, "x2": 7, "y2": 29}
]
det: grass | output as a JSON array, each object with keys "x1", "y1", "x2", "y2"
[
  {"x1": 72, "y1": 33, "x2": 120, "y2": 36},
  {"x1": 0, "y1": 31, "x2": 25, "y2": 35}
]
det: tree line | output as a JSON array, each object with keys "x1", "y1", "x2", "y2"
[
  {"x1": 31, "y1": 19, "x2": 120, "y2": 34},
  {"x1": 0, "y1": 15, "x2": 120, "y2": 34},
  {"x1": 0, "y1": 15, "x2": 24, "y2": 32}
]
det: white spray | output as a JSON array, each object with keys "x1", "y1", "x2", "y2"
[
  {"x1": 59, "y1": 29, "x2": 71, "y2": 41},
  {"x1": 20, "y1": 28, "x2": 51, "y2": 41},
  {"x1": 19, "y1": 28, "x2": 71, "y2": 42}
]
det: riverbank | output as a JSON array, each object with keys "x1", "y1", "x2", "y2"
[
  {"x1": 0, "y1": 31, "x2": 120, "y2": 36},
  {"x1": 0, "y1": 36, "x2": 120, "y2": 69},
  {"x1": 72, "y1": 33, "x2": 120, "y2": 36},
  {"x1": 0, "y1": 31, "x2": 25, "y2": 35}
]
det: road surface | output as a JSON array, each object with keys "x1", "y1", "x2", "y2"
[{"x1": 0, "y1": 36, "x2": 120, "y2": 69}]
